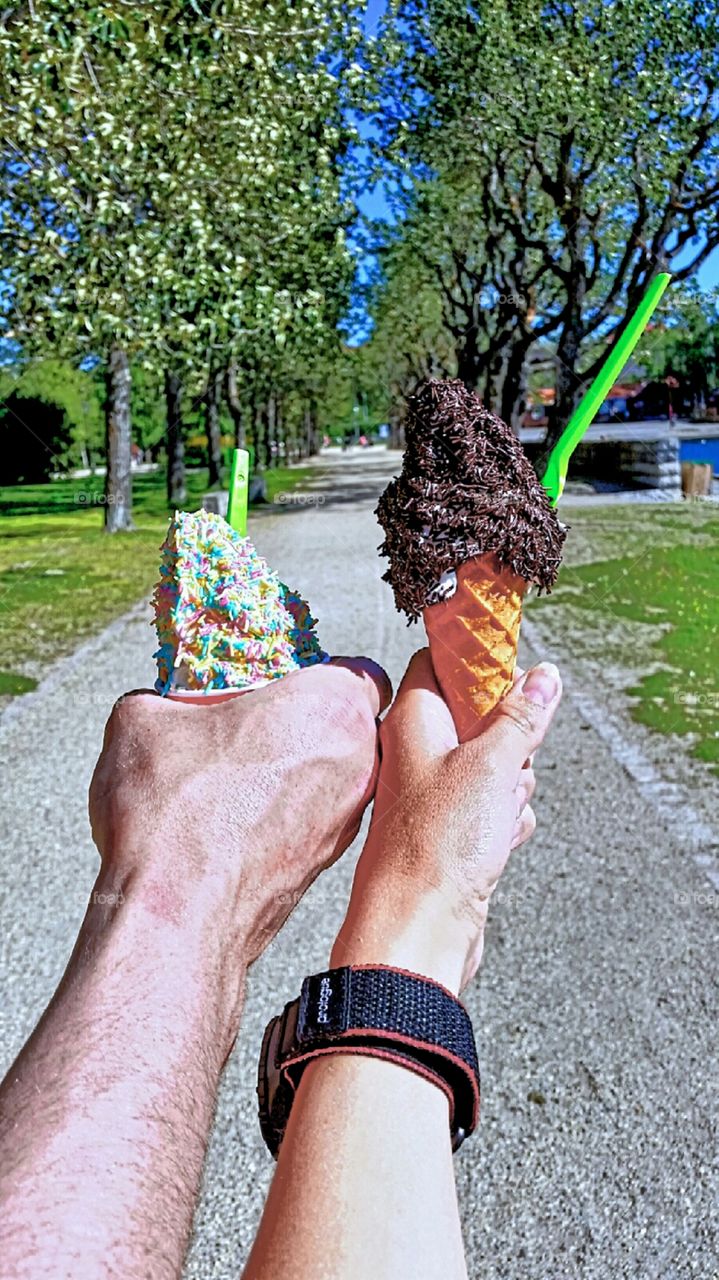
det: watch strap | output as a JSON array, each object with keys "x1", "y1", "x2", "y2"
[{"x1": 258, "y1": 965, "x2": 480, "y2": 1158}]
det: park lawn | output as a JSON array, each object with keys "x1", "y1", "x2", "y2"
[
  {"x1": 0, "y1": 465, "x2": 314, "y2": 697},
  {"x1": 528, "y1": 501, "x2": 719, "y2": 769}
]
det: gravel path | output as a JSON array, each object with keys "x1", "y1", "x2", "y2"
[{"x1": 1, "y1": 448, "x2": 717, "y2": 1279}]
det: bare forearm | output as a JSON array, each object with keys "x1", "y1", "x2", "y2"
[
  {"x1": 0, "y1": 869, "x2": 244, "y2": 1280},
  {"x1": 244, "y1": 906, "x2": 470, "y2": 1280},
  {"x1": 244, "y1": 1055, "x2": 467, "y2": 1280}
]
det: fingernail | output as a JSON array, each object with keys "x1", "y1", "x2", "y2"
[{"x1": 522, "y1": 662, "x2": 559, "y2": 706}]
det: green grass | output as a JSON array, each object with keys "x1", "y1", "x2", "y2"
[
  {"x1": 0, "y1": 465, "x2": 315, "y2": 696},
  {"x1": 0, "y1": 466, "x2": 311, "y2": 519},
  {"x1": 0, "y1": 670, "x2": 39, "y2": 695},
  {"x1": 531, "y1": 501, "x2": 719, "y2": 769}
]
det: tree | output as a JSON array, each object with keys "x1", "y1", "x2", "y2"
[
  {"x1": 1, "y1": 1, "x2": 364, "y2": 519},
  {"x1": 164, "y1": 369, "x2": 186, "y2": 506},
  {"x1": 645, "y1": 285, "x2": 719, "y2": 416},
  {"x1": 371, "y1": 0, "x2": 719, "y2": 448},
  {"x1": 360, "y1": 230, "x2": 456, "y2": 441},
  {"x1": 1, "y1": 4, "x2": 171, "y2": 526},
  {"x1": 138, "y1": 0, "x2": 363, "y2": 480}
]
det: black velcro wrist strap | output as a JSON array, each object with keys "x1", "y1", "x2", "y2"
[{"x1": 258, "y1": 965, "x2": 480, "y2": 1158}]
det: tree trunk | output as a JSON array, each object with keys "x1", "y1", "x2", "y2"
[
  {"x1": 485, "y1": 341, "x2": 506, "y2": 416},
  {"x1": 226, "y1": 360, "x2": 246, "y2": 448},
  {"x1": 206, "y1": 366, "x2": 223, "y2": 486},
  {"x1": 689, "y1": 366, "x2": 708, "y2": 420},
  {"x1": 256, "y1": 400, "x2": 270, "y2": 469},
  {"x1": 104, "y1": 344, "x2": 133, "y2": 532},
  {"x1": 499, "y1": 336, "x2": 533, "y2": 433},
  {"x1": 531, "y1": 329, "x2": 582, "y2": 480},
  {"x1": 389, "y1": 413, "x2": 405, "y2": 450},
  {"x1": 455, "y1": 326, "x2": 483, "y2": 391},
  {"x1": 552, "y1": 333, "x2": 583, "y2": 439},
  {"x1": 275, "y1": 393, "x2": 284, "y2": 463},
  {"x1": 165, "y1": 370, "x2": 186, "y2": 506},
  {"x1": 267, "y1": 391, "x2": 277, "y2": 467},
  {"x1": 304, "y1": 401, "x2": 318, "y2": 457},
  {"x1": 542, "y1": 216, "x2": 587, "y2": 461}
]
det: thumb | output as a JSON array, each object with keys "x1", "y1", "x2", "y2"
[
  {"x1": 381, "y1": 647, "x2": 458, "y2": 762},
  {"x1": 479, "y1": 662, "x2": 562, "y2": 771}
]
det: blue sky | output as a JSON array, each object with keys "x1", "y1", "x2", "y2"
[
  {"x1": 358, "y1": 0, "x2": 719, "y2": 294},
  {"x1": 363, "y1": 0, "x2": 386, "y2": 35}
]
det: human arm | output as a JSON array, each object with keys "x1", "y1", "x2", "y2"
[
  {"x1": 0, "y1": 657, "x2": 389, "y2": 1280},
  {"x1": 243, "y1": 651, "x2": 562, "y2": 1280}
]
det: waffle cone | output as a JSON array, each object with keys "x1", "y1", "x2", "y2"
[{"x1": 423, "y1": 553, "x2": 526, "y2": 743}]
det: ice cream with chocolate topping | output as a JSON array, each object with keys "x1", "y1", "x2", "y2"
[{"x1": 376, "y1": 378, "x2": 566, "y2": 741}]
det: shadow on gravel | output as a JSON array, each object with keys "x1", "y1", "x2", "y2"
[
  {"x1": 251, "y1": 454, "x2": 400, "y2": 519},
  {"x1": 251, "y1": 488, "x2": 388, "y2": 519},
  {"x1": 310, "y1": 460, "x2": 399, "y2": 480}
]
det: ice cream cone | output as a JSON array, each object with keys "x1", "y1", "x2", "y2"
[
  {"x1": 376, "y1": 381, "x2": 565, "y2": 741},
  {"x1": 423, "y1": 553, "x2": 525, "y2": 743}
]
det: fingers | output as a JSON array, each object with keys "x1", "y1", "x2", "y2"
[
  {"x1": 114, "y1": 688, "x2": 162, "y2": 702},
  {"x1": 329, "y1": 656, "x2": 393, "y2": 717},
  {"x1": 381, "y1": 647, "x2": 458, "y2": 761},
  {"x1": 102, "y1": 691, "x2": 163, "y2": 744},
  {"x1": 477, "y1": 662, "x2": 562, "y2": 776},
  {"x1": 512, "y1": 764, "x2": 536, "y2": 851},
  {"x1": 512, "y1": 669, "x2": 535, "y2": 769},
  {"x1": 511, "y1": 804, "x2": 536, "y2": 849},
  {"x1": 514, "y1": 765, "x2": 536, "y2": 814}
]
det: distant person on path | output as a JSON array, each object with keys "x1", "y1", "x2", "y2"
[{"x1": 0, "y1": 650, "x2": 561, "y2": 1279}]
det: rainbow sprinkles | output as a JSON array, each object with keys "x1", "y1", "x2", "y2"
[{"x1": 152, "y1": 509, "x2": 326, "y2": 694}]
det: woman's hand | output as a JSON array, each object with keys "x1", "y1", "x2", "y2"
[{"x1": 332, "y1": 649, "x2": 562, "y2": 992}]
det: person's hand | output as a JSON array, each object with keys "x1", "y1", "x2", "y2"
[
  {"x1": 331, "y1": 648, "x2": 561, "y2": 993},
  {"x1": 89, "y1": 657, "x2": 390, "y2": 968}
]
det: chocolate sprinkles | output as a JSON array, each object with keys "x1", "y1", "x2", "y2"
[{"x1": 376, "y1": 378, "x2": 567, "y2": 622}]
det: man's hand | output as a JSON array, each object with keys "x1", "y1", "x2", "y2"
[
  {"x1": 89, "y1": 656, "x2": 390, "y2": 970},
  {"x1": 0, "y1": 656, "x2": 389, "y2": 1280},
  {"x1": 332, "y1": 649, "x2": 561, "y2": 993}
]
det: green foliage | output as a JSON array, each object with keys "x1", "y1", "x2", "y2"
[
  {"x1": 360, "y1": 226, "x2": 457, "y2": 415},
  {"x1": 312, "y1": 346, "x2": 387, "y2": 435},
  {"x1": 644, "y1": 285, "x2": 719, "y2": 409},
  {"x1": 0, "y1": 360, "x2": 101, "y2": 430},
  {"x1": 0, "y1": 1, "x2": 369, "y2": 518},
  {"x1": 366, "y1": 0, "x2": 719, "y2": 428},
  {"x1": 0, "y1": 1, "x2": 365, "y2": 390},
  {"x1": 128, "y1": 365, "x2": 166, "y2": 453}
]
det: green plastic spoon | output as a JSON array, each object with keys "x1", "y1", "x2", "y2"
[
  {"x1": 541, "y1": 272, "x2": 672, "y2": 505},
  {"x1": 226, "y1": 447, "x2": 250, "y2": 536}
]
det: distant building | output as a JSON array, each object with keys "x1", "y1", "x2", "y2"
[{"x1": 520, "y1": 375, "x2": 689, "y2": 428}]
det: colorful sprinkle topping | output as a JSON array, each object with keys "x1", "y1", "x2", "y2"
[{"x1": 152, "y1": 510, "x2": 326, "y2": 694}]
